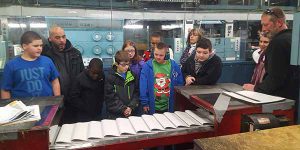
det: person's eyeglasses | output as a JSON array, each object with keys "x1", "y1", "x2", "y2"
[
  {"x1": 124, "y1": 49, "x2": 135, "y2": 53},
  {"x1": 264, "y1": 9, "x2": 280, "y2": 18},
  {"x1": 118, "y1": 63, "x2": 130, "y2": 67}
]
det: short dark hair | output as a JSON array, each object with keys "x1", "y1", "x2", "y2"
[
  {"x1": 156, "y1": 42, "x2": 168, "y2": 51},
  {"x1": 20, "y1": 31, "x2": 42, "y2": 45},
  {"x1": 88, "y1": 58, "x2": 103, "y2": 70},
  {"x1": 115, "y1": 51, "x2": 130, "y2": 64},
  {"x1": 151, "y1": 32, "x2": 161, "y2": 38},
  {"x1": 196, "y1": 38, "x2": 212, "y2": 52}
]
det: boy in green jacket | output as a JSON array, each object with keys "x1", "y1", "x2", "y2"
[{"x1": 105, "y1": 51, "x2": 139, "y2": 119}]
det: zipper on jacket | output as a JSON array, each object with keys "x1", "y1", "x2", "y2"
[{"x1": 127, "y1": 86, "x2": 131, "y2": 100}]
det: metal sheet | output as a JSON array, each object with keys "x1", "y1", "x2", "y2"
[
  {"x1": 213, "y1": 93, "x2": 231, "y2": 123},
  {"x1": 262, "y1": 99, "x2": 295, "y2": 113}
]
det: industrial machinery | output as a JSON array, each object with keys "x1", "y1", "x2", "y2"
[
  {"x1": 0, "y1": 96, "x2": 63, "y2": 150},
  {"x1": 0, "y1": 41, "x2": 12, "y2": 69},
  {"x1": 210, "y1": 37, "x2": 241, "y2": 61},
  {"x1": 165, "y1": 37, "x2": 184, "y2": 63},
  {"x1": 291, "y1": 12, "x2": 300, "y2": 124},
  {"x1": 175, "y1": 83, "x2": 295, "y2": 136},
  {"x1": 46, "y1": 17, "x2": 124, "y2": 68}
]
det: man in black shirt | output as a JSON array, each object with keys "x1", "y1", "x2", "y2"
[
  {"x1": 243, "y1": 7, "x2": 299, "y2": 101},
  {"x1": 42, "y1": 25, "x2": 84, "y2": 124}
]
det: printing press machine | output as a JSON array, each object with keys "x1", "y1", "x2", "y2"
[
  {"x1": 0, "y1": 96, "x2": 63, "y2": 150},
  {"x1": 0, "y1": 99, "x2": 214, "y2": 150},
  {"x1": 174, "y1": 83, "x2": 295, "y2": 136},
  {"x1": 0, "y1": 83, "x2": 295, "y2": 150},
  {"x1": 54, "y1": 123, "x2": 214, "y2": 150}
]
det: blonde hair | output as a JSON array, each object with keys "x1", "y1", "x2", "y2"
[
  {"x1": 258, "y1": 31, "x2": 272, "y2": 40},
  {"x1": 186, "y1": 28, "x2": 204, "y2": 45}
]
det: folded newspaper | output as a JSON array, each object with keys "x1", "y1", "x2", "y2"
[{"x1": 0, "y1": 100, "x2": 41, "y2": 126}]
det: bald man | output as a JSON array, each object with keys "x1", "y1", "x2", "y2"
[{"x1": 42, "y1": 25, "x2": 84, "y2": 124}]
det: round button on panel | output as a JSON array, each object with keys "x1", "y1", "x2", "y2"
[
  {"x1": 106, "y1": 32, "x2": 115, "y2": 41},
  {"x1": 106, "y1": 45, "x2": 115, "y2": 55},
  {"x1": 92, "y1": 45, "x2": 102, "y2": 55},
  {"x1": 92, "y1": 32, "x2": 102, "y2": 41}
]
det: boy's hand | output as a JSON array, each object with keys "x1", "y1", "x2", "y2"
[
  {"x1": 243, "y1": 84, "x2": 254, "y2": 91},
  {"x1": 123, "y1": 107, "x2": 132, "y2": 117},
  {"x1": 143, "y1": 106, "x2": 150, "y2": 114},
  {"x1": 185, "y1": 76, "x2": 195, "y2": 86}
]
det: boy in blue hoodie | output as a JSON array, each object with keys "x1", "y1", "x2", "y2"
[{"x1": 140, "y1": 42, "x2": 183, "y2": 115}]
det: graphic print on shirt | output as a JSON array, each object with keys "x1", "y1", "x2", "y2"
[
  {"x1": 20, "y1": 67, "x2": 45, "y2": 96},
  {"x1": 154, "y1": 73, "x2": 170, "y2": 99}
]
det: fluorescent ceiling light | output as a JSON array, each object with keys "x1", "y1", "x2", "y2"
[
  {"x1": 161, "y1": 24, "x2": 182, "y2": 30},
  {"x1": 30, "y1": 23, "x2": 47, "y2": 28},
  {"x1": 123, "y1": 25, "x2": 143, "y2": 29},
  {"x1": 8, "y1": 23, "x2": 27, "y2": 28},
  {"x1": 68, "y1": 10, "x2": 78, "y2": 14},
  {"x1": 199, "y1": 20, "x2": 223, "y2": 24}
]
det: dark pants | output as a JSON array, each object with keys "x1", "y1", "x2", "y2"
[
  {"x1": 60, "y1": 106, "x2": 78, "y2": 125},
  {"x1": 155, "y1": 109, "x2": 168, "y2": 114}
]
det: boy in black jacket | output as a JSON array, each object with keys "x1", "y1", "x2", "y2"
[
  {"x1": 69, "y1": 58, "x2": 105, "y2": 122},
  {"x1": 105, "y1": 51, "x2": 139, "y2": 119},
  {"x1": 182, "y1": 38, "x2": 222, "y2": 85}
]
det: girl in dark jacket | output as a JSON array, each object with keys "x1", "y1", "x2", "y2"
[
  {"x1": 105, "y1": 51, "x2": 139, "y2": 119},
  {"x1": 69, "y1": 58, "x2": 105, "y2": 122}
]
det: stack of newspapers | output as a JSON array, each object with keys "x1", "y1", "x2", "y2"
[
  {"x1": 49, "y1": 110, "x2": 213, "y2": 149},
  {"x1": 0, "y1": 100, "x2": 40, "y2": 128}
]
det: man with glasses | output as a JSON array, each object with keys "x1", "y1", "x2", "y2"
[
  {"x1": 42, "y1": 25, "x2": 84, "y2": 124},
  {"x1": 244, "y1": 7, "x2": 299, "y2": 104}
]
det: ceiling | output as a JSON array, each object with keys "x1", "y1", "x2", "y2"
[
  {"x1": 0, "y1": 0, "x2": 296, "y2": 11},
  {"x1": 0, "y1": 0, "x2": 255, "y2": 10}
]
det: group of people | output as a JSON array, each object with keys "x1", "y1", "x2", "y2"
[
  {"x1": 0, "y1": 7, "x2": 299, "y2": 124},
  {"x1": 0, "y1": 23, "x2": 222, "y2": 123},
  {"x1": 243, "y1": 7, "x2": 299, "y2": 104},
  {"x1": 242, "y1": 7, "x2": 299, "y2": 120}
]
